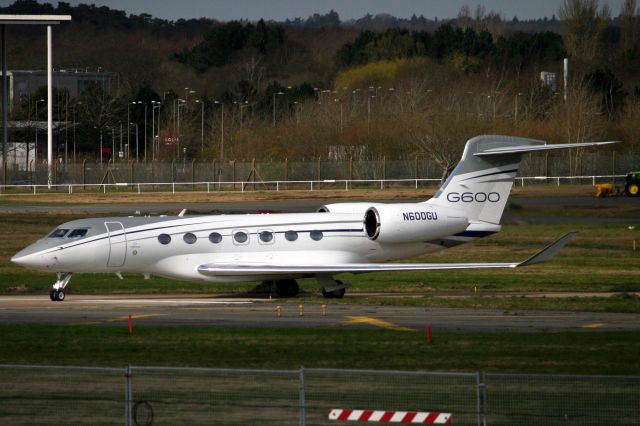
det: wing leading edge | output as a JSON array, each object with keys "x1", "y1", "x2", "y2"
[{"x1": 197, "y1": 232, "x2": 577, "y2": 277}]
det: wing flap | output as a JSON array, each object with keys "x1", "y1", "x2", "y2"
[{"x1": 197, "y1": 232, "x2": 576, "y2": 277}]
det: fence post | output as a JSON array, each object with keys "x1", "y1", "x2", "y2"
[
  {"x1": 382, "y1": 156, "x2": 386, "y2": 189},
  {"x1": 316, "y1": 157, "x2": 321, "y2": 181},
  {"x1": 82, "y1": 159, "x2": 87, "y2": 190},
  {"x1": 171, "y1": 160, "x2": 175, "y2": 183},
  {"x1": 481, "y1": 372, "x2": 488, "y2": 426},
  {"x1": 192, "y1": 159, "x2": 196, "y2": 191},
  {"x1": 125, "y1": 365, "x2": 132, "y2": 426},
  {"x1": 299, "y1": 366, "x2": 306, "y2": 426},
  {"x1": 130, "y1": 161, "x2": 134, "y2": 185},
  {"x1": 284, "y1": 157, "x2": 288, "y2": 190}
]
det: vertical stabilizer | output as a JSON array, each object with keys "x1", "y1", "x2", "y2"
[{"x1": 426, "y1": 135, "x2": 545, "y2": 224}]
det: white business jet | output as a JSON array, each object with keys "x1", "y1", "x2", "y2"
[{"x1": 12, "y1": 135, "x2": 616, "y2": 301}]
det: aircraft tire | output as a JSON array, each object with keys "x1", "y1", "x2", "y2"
[
  {"x1": 322, "y1": 281, "x2": 346, "y2": 299},
  {"x1": 276, "y1": 279, "x2": 299, "y2": 297},
  {"x1": 50, "y1": 290, "x2": 57, "y2": 301},
  {"x1": 56, "y1": 290, "x2": 66, "y2": 302}
]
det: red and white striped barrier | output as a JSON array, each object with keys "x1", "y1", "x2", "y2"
[{"x1": 328, "y1": 409, "x2": 452, "y2": 424}]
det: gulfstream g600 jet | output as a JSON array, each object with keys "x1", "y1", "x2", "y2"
[{"x1": 12, "y1": 135, "x2": 616, "y2": 301}]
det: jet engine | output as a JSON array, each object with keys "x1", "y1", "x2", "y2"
[
  {"x1": 318, "y1": 202, "x2": 382, "y2": 214},
  {"x1": 364, "y1": 204, "x2": 469, "y2": 243}
]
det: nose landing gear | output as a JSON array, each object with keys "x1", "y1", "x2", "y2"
[{"x1": 50, "y1": 272, "x2": 72, "y2": 302}]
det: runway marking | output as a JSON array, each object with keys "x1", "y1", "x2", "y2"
[
  {"x1": 343, "y1": 316, "x2": 413, "y2": 332},
  {"x1": 581, "y1": 322, "x2": 607, "y2": 329},
  {"x1": 72, "y1": 314, "x2": 166, "y2": 325}
]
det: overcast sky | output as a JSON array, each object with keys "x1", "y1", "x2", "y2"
[{"x1": 0, "y1": 0, "x2": 629, "y2": 21}]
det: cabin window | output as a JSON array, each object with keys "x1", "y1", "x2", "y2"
[
  {"x1": 234, "y1": 231, "x2": 248, "y2": 243},
  {"x1": 284, "y1": 230, "x2": 298, "y2": 241},
  {"x1": 209, "y1": 232, "x2": 222, "y2": 244},
  {"x1": 183, "y1": 233, "x2": 197, "y2": 244},
  {"x1": 259, "y1": 231, "x2": 273, "y2": 243},
  {"x1": 158, "y1": 234, "x2": 171, "y2": 245},
  {"x1": 310, "y1": 230, "x2": 324, "y2": 241},
  {"x1": 68, "y1": 229, "x2": 88, "y2": 238},
  {"x1": 48, "y1": 229, "x2": 69, "y2": 238}
]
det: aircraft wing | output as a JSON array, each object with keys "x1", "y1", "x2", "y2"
[{"x1": 197, "y1": 232, "x2": 576, "y2": 277}]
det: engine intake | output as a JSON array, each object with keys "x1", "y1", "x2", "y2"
[{"x1": 364, "y1": 204, "x2": 468, "y2": 243}]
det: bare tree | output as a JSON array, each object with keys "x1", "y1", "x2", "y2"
[{"x1": 559, "y1": 0, "x2": 611, "y2": 60}]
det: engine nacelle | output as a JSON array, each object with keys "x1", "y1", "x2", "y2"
[
  {"x1": 318, "y1": 202, "x2": 382, "y2": 214},
  {"x1": 364, "y1": 204, "x2": 469, "y2": 243}
]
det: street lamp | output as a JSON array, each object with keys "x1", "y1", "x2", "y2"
[
  {"x1": 34, "y1": 98, "x2": 45, "y2": 163},
  {"x1": 272, "y1": 91, "x2": 284, "y2": 126},
  {"x1": 176, "y1": 98, "x2": 185, "y2": 159},
  {"x1": 185, "y1": 87, "x2": 196, "y2": 104},
  {"x1": 72, "y1": 101, "x2": 81, "y2": 163},
  {"x1": 151, "y1": 101, "x2": 161, "y2": 160},
  {"x1": 195, "y1": 99, "x2": 205, "y2": 154},
  {"x1": 130, "y1": 122, "x2": 139, "y2": 162},
  {"x1": 214, "y1": 100, "x2": 224, "y2": 159}
]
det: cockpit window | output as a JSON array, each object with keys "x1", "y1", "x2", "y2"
[
  {"x1": 68, "y1": 229, "x2": 88, "y2": 238},
  {"x1": 48, "y1": 229, "x2": 69, "y2": 238}
]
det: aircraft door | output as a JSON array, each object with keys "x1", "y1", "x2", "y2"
[{"x1": 105, "y1": 222, "x2": 127, "y2": 267}]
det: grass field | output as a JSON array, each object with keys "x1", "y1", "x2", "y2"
[{"x1": 1, "y1": 324, "x2": 639, "y2": 374}]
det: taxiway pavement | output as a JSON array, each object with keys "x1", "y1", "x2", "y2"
[{"x1": 0, "y1": 295, "x2": 637, "y2": 333}]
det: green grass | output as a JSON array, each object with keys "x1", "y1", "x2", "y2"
[{"x1": 0, "y1": 325, "x2": 639, "y2": 374}]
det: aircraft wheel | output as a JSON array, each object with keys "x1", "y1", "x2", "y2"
[
  {"x1": 322, "y1": 281, "x2": 346, "y2": 299},
  {"x1": 50, "y1": 289, "x2": 57, "y2": 301},
  {"x1": 275, "y1": 279, "x2": 299, "y2": 297},
  {"x1": 55, "y1": 290, "x2": 66, "y2": 302},
  {"x1": 331, "y1": 288, "x2": 346, "y2": 299}
]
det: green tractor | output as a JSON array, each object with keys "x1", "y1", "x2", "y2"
[{"x1": 625, "y1": 171, "x2": 640, "y2": 197}]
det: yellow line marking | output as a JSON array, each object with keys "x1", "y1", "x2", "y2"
[
  {"x1": 343, "y1": 316, "x2": 413, "y2": 332},
  {"x1": 72, "y1": 314, "x2": 166, "y2": 326},
  {"x1": 581, "y1": 323, "x2": 607, "y2": 329}
]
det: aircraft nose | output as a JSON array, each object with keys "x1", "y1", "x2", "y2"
[{"x1": 11, "y1": 246, "x2": 56, "y2": 269}]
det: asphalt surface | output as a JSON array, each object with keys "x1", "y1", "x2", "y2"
[
  {"x1": 1, "y1": 196, "x2": 638, "y2": 224},
  {"x1": 0, "y1": 295, "x2": 637, "y2": 333}
]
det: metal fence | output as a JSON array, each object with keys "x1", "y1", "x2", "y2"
[
  {"x1": 1, "y1": 151, "x2": 639, "y2": 189},
  {"x1": 1, "y1": 364, "x2": 638, "y2": 425}
]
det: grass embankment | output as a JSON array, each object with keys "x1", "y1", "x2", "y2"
[{"x1": 1, "y1": 325, "x2": 639, "y2": 374}]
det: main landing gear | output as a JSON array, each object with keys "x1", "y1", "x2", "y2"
[
  {"x1": 50, "y1": 272, "x2": 72, "y2": 302},
  {"x1": 272, "y1": 279, "x2": 300, "y2": 298},
  {"x1": 265, "y1": 276, "x2": 348, "y2": 299}
]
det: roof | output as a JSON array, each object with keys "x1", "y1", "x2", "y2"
[{"x1": 0, "y1": 15, "x2": 72, "y2": 25}]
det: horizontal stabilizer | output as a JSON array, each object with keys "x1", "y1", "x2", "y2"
[
  {"x1": 475, "y1": 141, "x2": 619, "y2": 157},
  {"x1": 197, "y1": 233, "x2": 576, "y2": 276}
]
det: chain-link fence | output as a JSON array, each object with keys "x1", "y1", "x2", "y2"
[
  {"x1": 1, "y1": 364, "x2": 638, "y2": 425},
  {"x1": 1, "y1": 151, "x2": 639, "y2": 190}
]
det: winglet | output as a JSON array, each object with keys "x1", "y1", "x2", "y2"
[
  {"x1": 517, "y1": 232, "x2": 577, "y2": 267},
  {"x1": 178, "y1": 209, "x2": 187, "y2": 217}
]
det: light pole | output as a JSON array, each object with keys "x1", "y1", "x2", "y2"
[
  {"x1": 143, "y1": 102, "x2": 147, "y2": 162},
  {"x1": 214, "y1": 100, "x2": 224, "y2": 159},
  {"x1": 35, "y1": 98, "x2": 45, "y2": 163},
  {"x1": 195, "y1": 99, "x2": 204, "y2": 153},
  {"x1": 184, "y1": 87, "x2": 195, "y2": 104},
  {"x1": 72, "y1": 101, "x2": 81, "y2": 163},
  {"x1": 130, "y1": 122, "x2": 139, "y2": 162},
  {"x1": 272, "y1": 91, "x2": 284, "y2": 126},
  {"x1": 151, "y1": 101, "x2": 160, "y2": 160},
  {"x1": 176, "y1": 98, "x2": 185, "y2": 159},
  {"x1": 239, "y1": 101, "x2": 249, "y2": 128}
]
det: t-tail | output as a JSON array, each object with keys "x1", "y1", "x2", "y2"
[{"x1": 426, "y1": 135, "x2": 618, "y2": 229}]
